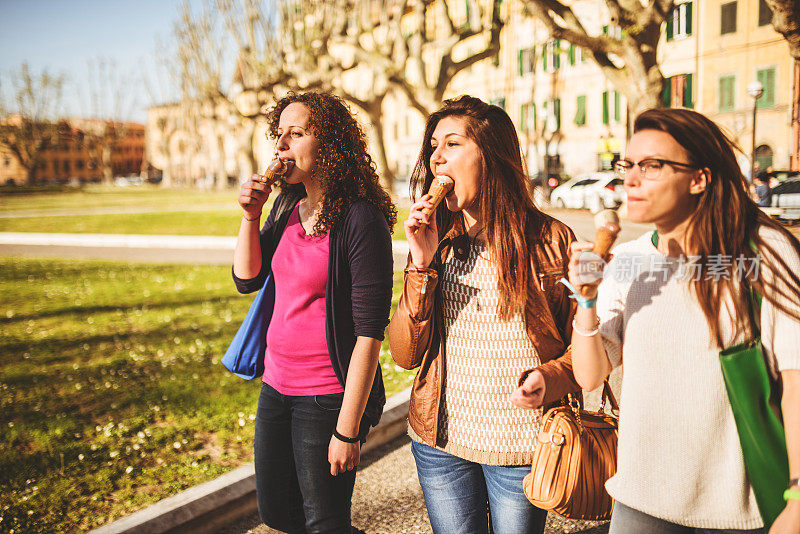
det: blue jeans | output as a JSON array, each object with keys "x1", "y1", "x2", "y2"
[
  {"x1": 411, "y1": 441, "x2": 547, "y2": 534},
  {"x1": 609, "y1": 501, "x2": 766, "y2": 534},
  {"x1": 254, "y1": 383, "x2": 357, "y2": 534}
]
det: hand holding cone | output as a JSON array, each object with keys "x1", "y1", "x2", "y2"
[{"x1": 580, "y1": 210, "x2": 621, "y2": 297}]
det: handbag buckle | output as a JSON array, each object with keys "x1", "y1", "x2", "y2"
[{"x1": 550, "y1": 433, "x2": 565, "y2": 446}]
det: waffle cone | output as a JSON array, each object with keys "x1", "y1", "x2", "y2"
[{"x1": 421, "y1": 177, "x2": 454, "y2": 216}]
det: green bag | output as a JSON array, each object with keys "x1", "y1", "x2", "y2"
[{"x1": 719, "y1": 287, "x2": 789, "y2": 530}]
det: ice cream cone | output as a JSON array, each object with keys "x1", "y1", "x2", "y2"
[
  {"x1": 258, "y1": 159, "x2": 287, "y2": 186},
  {"x1": 421, "y1": 176, "x2": 454, "y2": 217}
]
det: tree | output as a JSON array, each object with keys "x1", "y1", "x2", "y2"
[
  {"x1": 763, "y1": 0, "x2": 800, "y2": 169},
  {"x1": 0, "y1": 63, "x2": 66, "y2": 183},
  {"x1": 521, "y1": 0, "x2": 673, "y2": 115},
  {"x1": 80, "y1": 58, "x2": 139, "y2": 185}
]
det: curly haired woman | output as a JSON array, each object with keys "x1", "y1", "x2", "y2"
[{"x1": 233, "y1": 91, "x2": 396, "y2": 533}]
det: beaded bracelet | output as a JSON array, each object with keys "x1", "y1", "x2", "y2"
[
  {"x1": 559, "y1": 278, "x2": 597, "y2": 308},
  {"x1": 572, "y1": 318, "x2": 600, "y2": 337}
]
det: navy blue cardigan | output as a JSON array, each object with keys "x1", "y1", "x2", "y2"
[{"x1": 232, "y1": 192, "x2": 393, "y2": 430}]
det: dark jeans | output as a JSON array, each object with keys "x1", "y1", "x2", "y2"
[
  {"x1": 254, "y1": 382, "x2": 356, "y2": 534},
  {"x1": 609, "y1": 501, "x2": 766, "y2": 534},
  {"x1": 411, "y1": 441, "x2": 548, "y2": 534}
]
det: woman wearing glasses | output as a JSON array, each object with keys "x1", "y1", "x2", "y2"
[{"x1": 564, "y1": 108, "x2": 800, "y2": 533}]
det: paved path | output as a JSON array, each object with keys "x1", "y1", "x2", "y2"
[
  {"x1": 0, "y1": 210, "x2": 651, "y2": 270},
  {"x1": 217, "y1": 435, "x2": 610, "y2": 534}
]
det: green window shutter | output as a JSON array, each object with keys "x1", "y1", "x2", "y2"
[
  {"x1": 718, "y1": 75, "x2": 735, "y2": 111},
  {"x1": 602, "y1": 91, "x2": 609, "y2": 125},
  {"x1": 662, "y1": 78, "x2": 672, "y2": 107},
  {"x1": 684, "y1": 73, "x2": 694, "y2": 108},
  {"x1": 757, "y1": 68, "x2": 775, "y2": 107},
  {"x1": 686, "y1": 2, "x2": 693, "y2": 36},
  {"x1": 518, "y1": 49, "x2": 524, "y2": 76},
  {"x1": 465, "y1": 0, "x2": 471, "y2": 23},
  {"x1": 542, "y1": 45, "x2": 547, "y2": 71},
  {"x1": 666, "y1": 13, "x2": 674, "y2": 41},
  {"x1": 614, "y1": 91, "x2": 621, "y2": 122},
  {"x1": 569, "y1": 44, "x2": 575, "y2": 65},
  {"x1": 575, "y1": 95, "x2": 586, "y2": 126},
  {"x1": 554, "y1": 98, "x2": 561, "y2": 130},
  {"x1": 602, "y1": 25, "x2": 608, "y2": 35},
  {"x1": 554, "y1": 39, "x2": 561, "y2": 69}
]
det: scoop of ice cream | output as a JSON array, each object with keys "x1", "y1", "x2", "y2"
[
  {"x1": 260, "y1": 159, "x2": 287, "y2": 185},
  {"x1": 421, "y1": 176, "x2": 454, "y2": 216}
]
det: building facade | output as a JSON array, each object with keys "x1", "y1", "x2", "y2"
[{"x1": 0, "y1": 118, "x2": 145, "y2": 185}]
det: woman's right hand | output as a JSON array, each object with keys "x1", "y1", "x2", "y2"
[
  {"x1": 238, "y1": 174, "x2": 272, "y2": 220},
  {"x1": 567, "y1": 241, "x2": 608, "y2": 300},
  {"x1": 404, "y1": 194, "x2": 439, "y2": 269}
]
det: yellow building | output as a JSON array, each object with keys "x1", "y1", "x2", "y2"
[{"x1": 698, "y1": 0, "x2": 794, "y2": 170}]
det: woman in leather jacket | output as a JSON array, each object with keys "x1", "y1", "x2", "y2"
[{"x1": 387, "y1": 95, "x2": 581, "y2": 534}]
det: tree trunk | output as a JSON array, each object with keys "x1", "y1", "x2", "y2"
[
  {"x1": 101, "y1": 144, "x2": 114, "y2": 185},
  {"x1": 216, "y1": 134, "x2": 227, "y2": 190}
]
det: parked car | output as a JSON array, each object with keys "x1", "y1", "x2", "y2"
[
  {"x1": 770, "y1": 177, "x2": 800, "y2": 222},
  {"x1": 549, "y1": 171, "x2": 624, "y2": 211}
]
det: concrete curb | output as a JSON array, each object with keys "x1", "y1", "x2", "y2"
[{"x1": 89, "y1": 387, "x2": 412, "y2": 534}]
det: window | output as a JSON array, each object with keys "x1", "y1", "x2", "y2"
[
  {"x1": 756, "y1": 68, "x2": 776, "y2": 107},
  {"x1": 718, "y1": 74, "x2": 736, "y2": 111},
  {"x1": 758, "y1": 0, "x2": 772, "y2": 26},
  {"x1": 520, "y1": 102, "x2": 535, "y2": 132},
  {"x1": 568, "y1": 44, "x2": 576, "y2": 66},
  {"x1": 662, "y1": 73, "x2": 694, "y2": 108},
  {"x1": 542, "y1": 99, "x2": 561, "y2": 131},
  {"x1": 542, "y1": 39, "x2": 561, "y2": 72},
  {"x1": 602, "y1": 91, "x2": 609, "y2": 125},
  {"x1": 614, "y1": 91, "x2": 622, "y2": 122},
  {"x1": 490, "y1": 97, "x2": 506, "y2": 110},
  {"x1": 518, "y1": 46, "x2": 536, "y2": 76},
  {"x1": 721, "y1": 1, "x2": 737, "y2": 34},
  {"x1": 666, "y1": 2, "x2": 693, "y2": 40},
  {"x1": 574, "y1": 95, "x2": 586, "y2": 126}
]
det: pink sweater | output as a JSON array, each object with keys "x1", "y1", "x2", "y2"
[{"x1": 263, "y1": 205, "x2": 344, "y2": 395}]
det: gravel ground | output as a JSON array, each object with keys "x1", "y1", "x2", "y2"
[{"x1": 216, "y1": 435, "x2": 609, "y2": 534}]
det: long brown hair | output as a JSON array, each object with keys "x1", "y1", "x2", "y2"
[
  {"x1": 267, "y1": 92, "x2": 397, "y2": 234},
  {"x1": 409, "y1": 95, "x2": 549, "y2": 321},
  {"x1": 634, "y1": 108, "x2": 800, "y2": 348}
]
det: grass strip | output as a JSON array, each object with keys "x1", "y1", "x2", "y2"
[{"x1": 0, "y1": 257, "x2": 411, "y2": 533}]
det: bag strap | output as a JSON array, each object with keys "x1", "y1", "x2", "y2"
[{"x1": 744, "y1": 239, "x2": 762, "y2": 341}]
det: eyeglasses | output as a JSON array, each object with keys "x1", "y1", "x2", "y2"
[{"x1": 614, "y1": 158, "x2": 699, "y2": 181}]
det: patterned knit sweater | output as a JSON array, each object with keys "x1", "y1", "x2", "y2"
[{"x1": 410, "y1": 240, "x2": 543, "y2": 466}]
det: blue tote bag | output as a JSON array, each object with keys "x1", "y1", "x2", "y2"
[{"x1": 221, "y1": 272, "x2": 275, "y2": 380}]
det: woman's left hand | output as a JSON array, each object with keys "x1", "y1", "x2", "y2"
[
  {"x1": 510, "y1": 370, "x2": 546, "y2": 409},
  {"x1": 770, "y1": 500, "x2": 800, "y2": 534},
  {"x1": 328, "y1": 435, "x2": 361, "y2": 476}
]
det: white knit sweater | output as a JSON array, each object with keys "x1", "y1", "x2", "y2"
[{"x1": 597, "y1": 229, "x2": 800, "y2": 529}]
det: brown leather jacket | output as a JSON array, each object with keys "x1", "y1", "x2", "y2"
[{"x1": 387, "y1": 214, "x2": 580, "y2": 446}]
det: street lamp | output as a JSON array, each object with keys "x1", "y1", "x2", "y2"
[{"x1": 747, "y1": 80, "x2": 764, "y2": 181}]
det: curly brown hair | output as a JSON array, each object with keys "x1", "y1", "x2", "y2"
[{"x1": 266, "y1": 92, "x2": 397, "y2": 235}]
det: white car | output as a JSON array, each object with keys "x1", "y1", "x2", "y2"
[
  {"x1": 770, "y1": 177, "x2": 800, "y2": 221},
  {"x1": 549, "y1": 171, "x2": 624, "y2": 212}
]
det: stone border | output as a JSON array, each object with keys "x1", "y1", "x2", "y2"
[{"x1": 89, "y1": 387, "x2": 411, "y2": 534}]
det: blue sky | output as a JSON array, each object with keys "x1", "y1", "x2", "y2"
[{"x1": 0, "y1": 0, "x2": 189, "y2": 123}]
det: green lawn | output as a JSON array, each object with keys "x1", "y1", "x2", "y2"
[
  {"x1": 0, "y1": 185, "x2": 410, "y2": 238},
  {"x1": 0, "y1": 258, "x2": 411, "y2": 533},
  {"x1": 0, "y1": 184, "x2": 235, "y2": 212}
]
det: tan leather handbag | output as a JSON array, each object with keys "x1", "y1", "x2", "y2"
[{"x1": 523, "y1": 383, "x2": 619, "y2": 520}]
